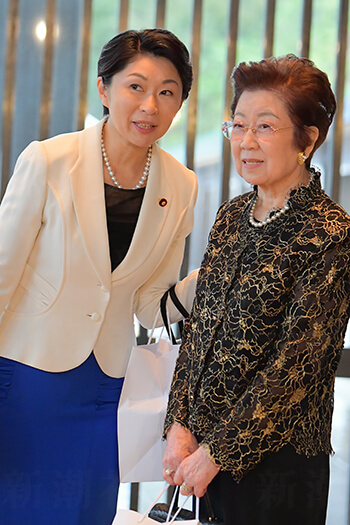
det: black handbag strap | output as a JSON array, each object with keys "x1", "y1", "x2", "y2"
[
  {"x1": 160, "y1": 285, "x2": 189, "y2": 344},
  {"x1": 169, "y1": 285, "x2": 189, "y2": 318},
  {"x1": 196, "y1": 492, "x2": 220, "y2": 523},
  {"x1": 160, "y1": 289, "x2": 176, "y2": 343}
]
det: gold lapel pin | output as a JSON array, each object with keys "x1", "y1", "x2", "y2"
[{"x1": 158, "y1": 198, "x2": 168, "y2": 207}]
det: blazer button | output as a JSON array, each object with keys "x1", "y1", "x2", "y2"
[{"x1": 90, "y1": 312, "x2": 102, "y2": 322}]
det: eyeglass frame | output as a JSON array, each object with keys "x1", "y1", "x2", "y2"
[{"x1": 222, "y1": 120, "x2": 293, "y2": 140}]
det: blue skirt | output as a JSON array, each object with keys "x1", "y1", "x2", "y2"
[{"x1": 0, "y1": 352, "x2": 124, "y2": 525}]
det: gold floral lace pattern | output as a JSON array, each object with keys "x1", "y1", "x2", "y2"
[{"x1": 164, "y1": 170, "x2": 350, "y2": 482}]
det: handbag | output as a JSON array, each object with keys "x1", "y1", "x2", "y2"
[
  {"x1": 113, "y1": 485, "x2": 200, "y2": 525},
  {"x1": 117, "y1": 286, "x2": 189, "y2": 483}
]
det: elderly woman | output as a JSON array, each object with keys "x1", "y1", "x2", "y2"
[{"x1": 163, "y1": 55, "x2": 350, "y2": 525}]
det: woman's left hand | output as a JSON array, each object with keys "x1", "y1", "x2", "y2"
[{"x1": 173, "y1": 445, "x2": 220, "y2": 498}]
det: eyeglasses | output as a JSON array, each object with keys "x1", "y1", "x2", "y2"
[{"x1": 222, "y1": 120, "x2": 293, "y2": 140}]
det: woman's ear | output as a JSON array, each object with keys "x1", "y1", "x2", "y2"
[
  {"x1": 97, "y1": 77, "x2": 109, "y2": 108},
  {"x1": 305, "y1": 125, "x2": 319, "y2": 157}
]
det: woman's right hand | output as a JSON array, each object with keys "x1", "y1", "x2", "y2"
[{"x1": 163, "y1": 422, "x2": 198, "y2": 484}]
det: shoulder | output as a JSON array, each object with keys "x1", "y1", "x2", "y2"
[
  {"x1": 203, "y1": 191, "x2": 253, "y2": 244},
  {"x1": 155, "y1": 144, "x2": 197, "y2": 190},
  {"x1": 41, "y1": 129, "x2": 80, "y2": 153},
  {"x1": 316, "y1": 191, "x2": 350, "y2": 222},
  {"x1": 215, "y1": 191, "x2": 254, "y2": 222},
  {"x1": 22, "y1": 121, "x2": 102, "y2": 168},
  {"x1": 294, "y1": 170, "x2": 350, "y2": 243},
  {"x1": 311, "y1": 191, "x2": 350, "y2": 243},
  {"x1": 16, "y1": 130, "x2": 81, "y2": 171},
  {"x1": 41, "y1": 123, "x2": 99, "y2": 162}
]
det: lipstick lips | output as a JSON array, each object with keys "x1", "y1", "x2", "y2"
[
  {"x1": 134, "y1": 121, "x2": 156, "y2": 133},
  {"x1": 242, "y1": 158, "x2": 263, "y2": 166}
]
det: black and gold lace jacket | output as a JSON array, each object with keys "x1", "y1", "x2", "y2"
[{"x1": 164, "y1": 170, "x2": 350, "y2": 482}]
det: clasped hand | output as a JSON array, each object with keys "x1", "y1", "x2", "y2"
[{"x1": 163, "y1": 423, "x2": 220, "y2": 498}]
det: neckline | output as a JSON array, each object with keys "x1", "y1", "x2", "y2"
[
  {"x1": 248, "y1": 168, "x2": 321, "y2": 228},
  {"x1": 104, "y1": 182, "x2": 146, "y2": 193}
]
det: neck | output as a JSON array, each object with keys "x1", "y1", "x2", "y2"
[
  {"x1": 255, "y1": 167, "x2": 310, "y2": 220},
  {"x1": 102, "y1": 119, "x2": 152, "y2": 188}
]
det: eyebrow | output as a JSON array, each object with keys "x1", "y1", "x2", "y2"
[
  {"x1": 234, "y1": 110, "x2": 280, "y2": 120},
  {"x1": 127, "y1": 72, "x2": 180, "y2": 87}
]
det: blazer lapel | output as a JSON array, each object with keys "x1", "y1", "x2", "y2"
[
  {"x1": 69, "y1": 120, "x2": 111, "y2": 290},
  {"x1": 112, "y1": 143, "x2": 172, "y2": 280}
]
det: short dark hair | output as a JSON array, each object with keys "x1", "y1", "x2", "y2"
[
  {"x1": 230, "y1": 54, "x2": 336, "y2": 168},
  {"x1": 98, "y1": 28, "x2": 193, "y2": 115}
]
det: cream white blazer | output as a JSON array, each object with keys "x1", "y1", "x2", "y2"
[{"x1": 0, "y1": 120, "x2": 198, "y2": 377}]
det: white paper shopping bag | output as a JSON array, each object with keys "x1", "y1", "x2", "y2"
[
  {"x1": 112, "y1": 508, "x2": 159, "y2": 525},
  {"x1": 117, "y1": 337, "x2": 179, "y2": 483},
  {"x1": 113, "y1": 502, "x2": 199, "y2": 525}
]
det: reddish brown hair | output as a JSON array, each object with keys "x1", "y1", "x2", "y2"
[{"x1": 230, "y1": 54, "x2": 336, "y2": 168}]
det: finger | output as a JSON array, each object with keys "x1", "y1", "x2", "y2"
[
  {"x1": 173, "y1": 470, "x2": 183, "y2": 487},
  {"x1": 163, "y1": 467, "x2": 176, "y2": 484},
  {"x1": 180, "y1": 482, "x2": 193, "y2": 496},
  {"x1": 194, "y1": 485, "x2": 207, "y2": 498}
]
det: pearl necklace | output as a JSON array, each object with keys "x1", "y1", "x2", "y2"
[
  {"x1": 249, "y1": 194, "x2": 290, "y2": 228},
  {"x1": 101, "y1": 120, "x2": 152, "y2": 190}
]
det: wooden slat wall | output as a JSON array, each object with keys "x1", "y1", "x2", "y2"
[
  {"x1": 301, "y1": 0, "x2": 312, "y2": 57},
  {"x1": 77, "y1": 0, "x2": 93, "y2": 131},
  {"x1": 220, "y1": 0, "x2": 239, "y2": 203},
  {"x1": 118, "y1": 0, "x2": 129, "y2": 32},
  {"x1": 329, "y1": 0, "x2": 349, "y2": 201},
  {"x1": 186, "y1": 0, "x2": 202, "y2": 173},
  {"x1": 156, "y1": 0, "x2": 166, "y2": 28},
  {"x1": 264, "y1": 0, "x2": 276, "y2": 59},
  {"x1": 39, "y1": 0, "x2": 56, "y2": 140},
  {"x1": 1, "y1": 0, "x2": 348, "y2": 208},
  {"x1": 1, "y1": 0, "x2": 19, "y2": 197}
]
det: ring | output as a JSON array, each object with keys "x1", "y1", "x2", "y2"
[
  {"x1": 181, "y1": 482, "x2": 193, "y2": 494},
  {"x1": 164, "y1": 468, "x2": 175, "y2": 476}
]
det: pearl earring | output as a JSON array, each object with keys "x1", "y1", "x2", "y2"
[{"x1": 298, "y1": 152, "x2": 308, "y2": 165}]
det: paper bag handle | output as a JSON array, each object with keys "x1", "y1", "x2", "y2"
[
  {"x1": 166, "y1": 486, "x2": 199, "y2": 523},
  {"x1": 138, "y1": 483, "x2": 169, "y2": 523}
]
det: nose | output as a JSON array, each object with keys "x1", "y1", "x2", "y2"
[
  {"x1": 239, "y1": 128, "x2": 258, "y2": 149},
  {"x1": 140, "y1": 94, "x2": 158, "y2": 114}
]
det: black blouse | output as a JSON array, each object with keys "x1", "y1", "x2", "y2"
[
  {"x1": 164, "y1": 170, "x2": 350, "y2": 481},
  {"x1": 104, "y1": 184, "x2": 145, "y2": 271}
]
